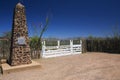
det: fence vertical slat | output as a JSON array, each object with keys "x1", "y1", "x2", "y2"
[
  {"x1": 42, "y1": 41, "x2": 46, "y2": 57},
  {"x1": 70, "y1": 40, "x2": 73, "y2": 54},
  {"x1": 57, "y1": 40, "x2": 60, "y2": 48},
  {"x1": 80, "y1": 40, "x2": 82, "y2": 52}
]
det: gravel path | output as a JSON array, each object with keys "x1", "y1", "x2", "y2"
[{"x1": 0, "y1": 52, "x2": 120, "y2": 80}]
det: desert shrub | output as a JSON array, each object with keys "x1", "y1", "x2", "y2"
[
  {"x1": 86, "y1": 37, "x2": 120, "y2": 53},
  {"x1": 60, "y1": 40, "x2": 70, "y2": 45},
  {"x1": 45, "y1": 40, "x2": 57, "y2": 46}
]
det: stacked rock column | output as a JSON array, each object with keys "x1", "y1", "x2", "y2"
[{"x1": 9, "y1": 3, "x2": 32, "y2": 66}]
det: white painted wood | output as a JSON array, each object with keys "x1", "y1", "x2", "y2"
[{"x1": 42, "y1": 40, "x2": 82, "y2": 58}]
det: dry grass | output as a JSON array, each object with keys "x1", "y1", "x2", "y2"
[{"x1": 0, "y1": 52, "x2": 120, "y2": 80}]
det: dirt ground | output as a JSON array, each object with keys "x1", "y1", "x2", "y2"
[{"x1": 0, "y1": 52, "x2": 120, "y2": 80}]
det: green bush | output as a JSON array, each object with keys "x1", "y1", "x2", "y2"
[{"x1": 86, "y1": 37, "x2": 120, "y2": 53}]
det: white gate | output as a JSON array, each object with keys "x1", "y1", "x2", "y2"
[{"x1": 42, "y1": 40, "x2": 82, "y2": 58}]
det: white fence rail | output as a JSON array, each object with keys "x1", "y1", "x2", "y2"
[{"x1": 42, "y1": 40, "x2": 82, "y2": 58}]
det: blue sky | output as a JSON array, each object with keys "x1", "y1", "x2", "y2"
[{"x1": 0, "y1": 0, "x2": 120, "y2": 38}]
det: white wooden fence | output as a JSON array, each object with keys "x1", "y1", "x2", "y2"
[{"x1": 41, "y1": 40, "x2": 82, "y2": 58}]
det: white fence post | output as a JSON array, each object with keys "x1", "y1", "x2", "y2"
[
  {"x1": 43, "y1": 41, "x2": 46, "y2": 46},
  {"x1": 57, "y1": 40, "x2": 60, "y2": 48},
  {"x1": 42, "y1": 41, "x2": 46, "y2": 57},
  {"x1": 70, "y1": 40, "x2": 73, "y2": 54},
  {"x1": 80, "y1": 40, "x2": 82, "y2": 52}
]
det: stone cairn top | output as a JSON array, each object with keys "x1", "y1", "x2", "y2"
[{"x1": 16, "y1": 2, "x2": 24, "y2": 8}]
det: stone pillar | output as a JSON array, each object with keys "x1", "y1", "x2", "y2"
[{"x1": 9, "y1": 3, "x2": 32, "y2": 66}]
